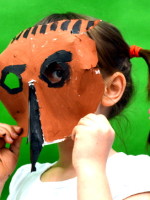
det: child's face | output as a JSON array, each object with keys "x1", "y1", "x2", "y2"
[{"x1": 0, "y1": 19, "x2": 104, "y2": 144}]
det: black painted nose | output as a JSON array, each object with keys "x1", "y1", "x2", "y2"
[{"x1": 28, "y1": 82, "x2": 44, "y2": 172}]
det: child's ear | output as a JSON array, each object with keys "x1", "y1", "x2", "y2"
[{"x1": 101, "y1": 72, "x2": 126, "y2": 107}]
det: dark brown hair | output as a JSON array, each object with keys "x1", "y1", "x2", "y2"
[{"x1": 36, "y1": 12, "x2": 150, "y2": 119}]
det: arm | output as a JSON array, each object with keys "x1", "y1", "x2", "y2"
[
  {"x1": 76, "y1": 163, "x2": 112, "y2": 200},
  {"x1": 72, "y1": 114, "x2": 114, "y2": 200},
  {"x1": 0, "y1": 123, "x2": 22, "y2": 195}
]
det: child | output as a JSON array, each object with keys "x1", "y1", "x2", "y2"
[{"x1": 0, "y1": 12, "x2": 150, "y2": 200}]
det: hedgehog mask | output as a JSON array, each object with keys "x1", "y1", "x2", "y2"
[{"x1": 0, "y1": 19, "x2": 104, "y2": 171}]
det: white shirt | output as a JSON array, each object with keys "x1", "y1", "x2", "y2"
[{"x1": 7, "y1": 152, "x2": 150, "y2": 200}]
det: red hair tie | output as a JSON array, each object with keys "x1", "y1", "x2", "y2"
[{"x1": 129, "y1": 45, "x2": 142, "y2": 58}]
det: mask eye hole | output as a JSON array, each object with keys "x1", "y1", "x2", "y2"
[
  {"x1": 4, "y1": 73, "x2": 20, "y2": 89},
  {"x1": 44, "y1": 62, "x2": 64, "y2": 84},
  {"x1": 0, "y1": 64, "x2": 26, "y2": 94},
  {"x1": 40, "y1": 50, "x2": 72, "y2": 88}
]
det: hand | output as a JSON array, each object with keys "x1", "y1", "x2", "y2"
[
  {"x1": 0, "y1": 123, "x2": 22, "y2": 183},
  {"x1": 72, "y1": 114, "x2": 115, "y2": 171}
]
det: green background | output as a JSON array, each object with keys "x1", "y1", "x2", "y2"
[{"x1": 0, "y1": 0, "x2": 150, "y2": 199}]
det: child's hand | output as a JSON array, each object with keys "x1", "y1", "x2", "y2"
[
  {"x1": 72, "y1": 114, "x2": 115, "y2": 171},
  {"x1": 0, "y1": 123, "x2": 22, "y2": 182}
]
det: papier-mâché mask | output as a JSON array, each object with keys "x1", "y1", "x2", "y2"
[{"x1": 0, "y1": 19, "x2": 104, "y2": 171}]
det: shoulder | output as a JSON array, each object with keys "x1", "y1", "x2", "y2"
[
  {"x1": 108, "y1": 151, "x2": 150, "y2": 163},
  {"x1": 9, "y1": 162, "x2": 52, "y2": 193},
  {"x1": 107, "y1": 152, "x2": 150, "y2": 174},
  {"x1": 106, "y1": 152, "x2": 150, "y2": 200},
  {"x1": 12, "y1": 162, "x2": 52, "y2": 179}
]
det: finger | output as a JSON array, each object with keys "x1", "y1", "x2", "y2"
[
  {"x1": 0, "y1": 123, "x2": 22, "y2": 135},
  {"x1": 78, "y1": 117, "x2": 95, "y2": 126},
  {"x1": 78, "y1": 113, "x2": 100, "y2": 125},
  {"x1": 71, "y1": 124, "x2": 87, "y2": 140},
  {"x1": 0, "y1": 127, "x2": 14, "y2": 144},
  {"x1": 71, "y1": 126, "x2": 78, "y2": 140},
  {"x1": 0, "y1": 123, "x2": 14, "y2": 132},
  {"x1": 0, "y1": 138, "x2": 5, "y2": 148},
  {"x1": 4, "y1": 134, "x2": 14, "y2": 144},
  {"x1": 0, "y1": 125, "x2": 15, "y2": 140},
  {"x1": 0, "y1": 125, "x2": 23, "y2": 143},
  {"x1": 12, "y1": 126, "x2": 23, "y2": 134},
  {"x1": 10, "y1": 132, "x2": 20, "y2": 140},
  {"x1": 0, "y1": 128, "x2": 7, "y2": 138},
  {"x1": 87, "y1": 114, "x2": 108, "y2": 125},
  {"x1": 9, "y1": 137, "x2": 22, "y2": 156},
  {"x1": 84, "y1": 113, "x2": 97, "y2": 121}
]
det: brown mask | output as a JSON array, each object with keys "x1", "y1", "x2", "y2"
[{"x1": 0, "y1": 19, "x2": 104, "y2": 171}]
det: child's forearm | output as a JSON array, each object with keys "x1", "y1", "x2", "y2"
[
  {"x1": 76, "y1": 162, "x2": 112, "y2": 200},
  {"x1": 72, "y1": 114, "x2": 114, "y2": 200}
]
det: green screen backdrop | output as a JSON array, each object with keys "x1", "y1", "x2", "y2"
[{"x1": 0, "y1": 0, "x2": 150, "y2": 199}]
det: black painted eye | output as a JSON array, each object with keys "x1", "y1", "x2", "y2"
[
  {"x1": 0, "y1": 64, "x2": 26, "y2": 94},
  {"x1": 40, "y1": 50, "x2": 72, "y2": 88}
]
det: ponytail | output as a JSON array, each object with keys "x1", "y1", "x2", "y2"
[
  {"x1": 130, "y1": 45, "x2": 150, "y2": 98},
  {"x1": 130, "y1": 46, "x2": 150, "y2": 145},
  {"x1": 139, "y1": 49, "x2": 150, "y2": 98}
]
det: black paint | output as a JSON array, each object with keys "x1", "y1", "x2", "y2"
[
  {"x1": 86, "y1": 21, "x2": 94, "y2": 30},
  {"x1": 31, "y1": 26, "x2": 38, "y2": 35},
  {"x1": 29, "y1": 84, "x2": 44, "y2": 172},
  {"x1": 11, "y1": 31, "x2": 23, "y2": 43},
  {"x1": 71, "y1": 20, "x2": 82, "y2": 34},
  {"x1": 0, "y1": 64, "x2": 26, "y2": 94},
  {"x1": 60, "y1": 20, "x2": 71, "y2": 31},
  {"x1": 1, "y1": 64, "x2": 26, "y2": 75},
  {"x1": 40, "y1": 25, "x2": 47, "y2": 34},
  {"x1": 23, "y1": 28, "x2": 31, "y2": 38},
  {"x1": 39, "y1": 50, "x2": 71, "y2": 88},
  {"x1": 11, "y1": 38, "x2": 15, "y2": 43},
  {"x1": 15, "y1": 31, "x2": 23, "y2": 40},
  {"x1": 50, "y1": 22, "x2": 57, "y2": 31}
]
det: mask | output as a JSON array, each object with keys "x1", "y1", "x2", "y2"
[{"x1": 0, "y1": 19, "x2": 104, "y2": 171}]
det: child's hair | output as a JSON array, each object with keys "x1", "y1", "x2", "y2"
[{"x1": 36, "y1": 12, "x2": 150, "y2": 119}]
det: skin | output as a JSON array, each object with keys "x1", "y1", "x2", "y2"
[
  {"x1": 0, "y1": 124, "x2": 22, "y2": 193},
  {"x1": 0, "y1": 71, "x2": 150, "y2": 199}
]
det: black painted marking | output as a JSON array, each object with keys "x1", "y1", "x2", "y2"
[
  {"x1": 50, "y1": 22, "x2": 57, "y2": 31},
  {"x1": 60, "y1": 20, "x2": 71, "y2": 31},
  {"x1": 71, "y1": 20, "x2": 82, "y2": 34},
  {"x1": 16, "y1": 31, "x2": 24, "y2": 40},
  {"x1": 23, "y1": 28, "x2": 31, "y2": 38},
  {"x1": 29, "y1": 84, "x2": 44, "y2": 172},
  {"x1": 1, "y1": 64, "x2": 26, "y2": 75},
  {"x1": 11, "y1": 37, "x2": 16, "y2": 43},
  {"x1": 40, "y1": 24, "x2": 47, "y2": 34},
  {"x1": 11, "y1": 31, "x2": 23, "y2": 43},
  {"x1": 86, "y1": 21, "x2": 94, "y2": 30},
  {"x1": 39, "y1": 50, "x2": 71, "y2": 88},
  {"x1": 31, "y1": 26, "x2": 38, "y2": 35},
  {"x1": 1, "y1": 64, "x2": 26, "y2": 94}
]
